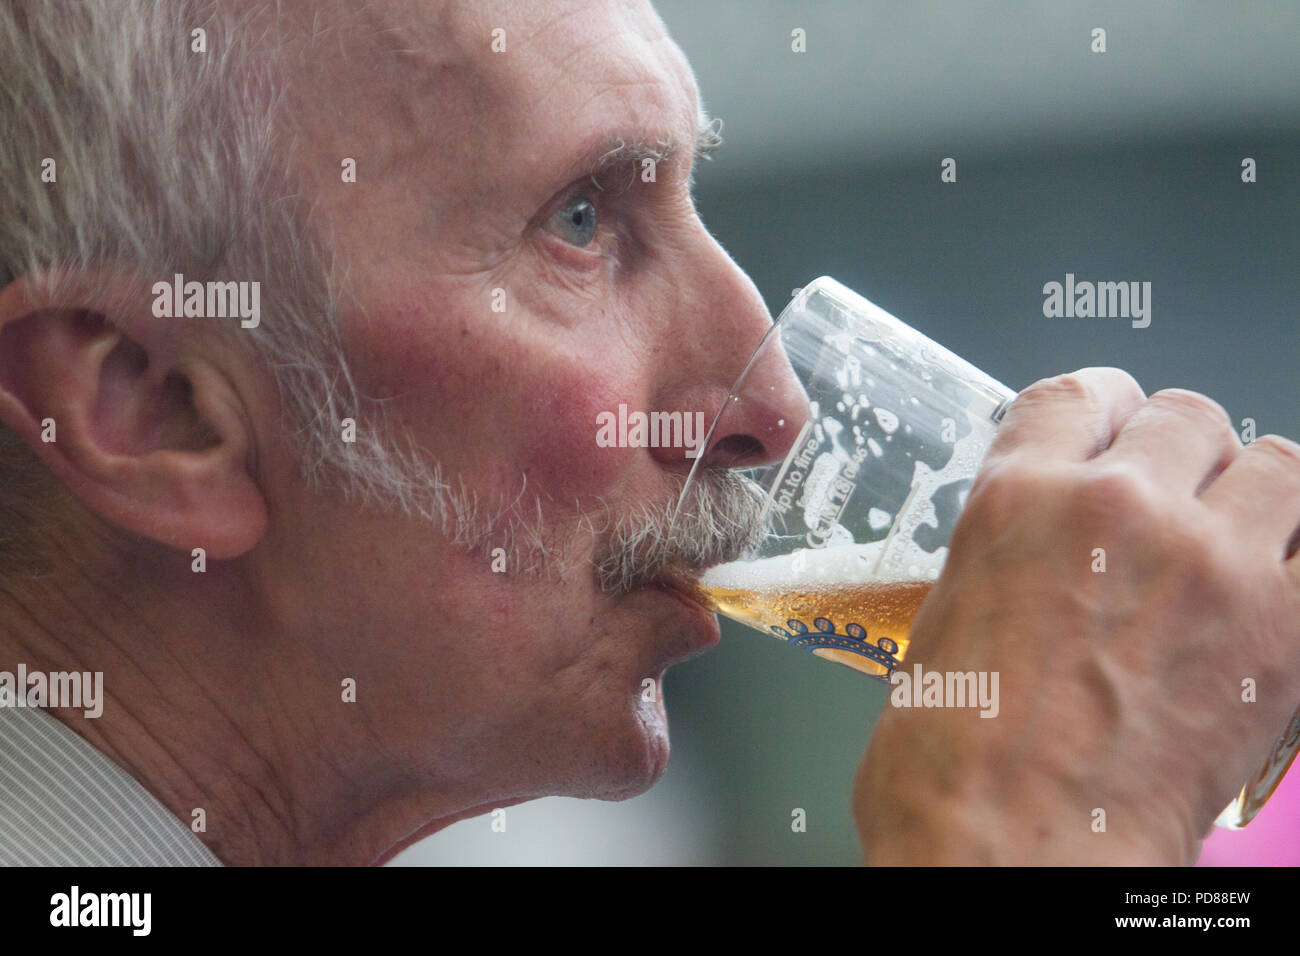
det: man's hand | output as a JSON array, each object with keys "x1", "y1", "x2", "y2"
[{"x1": 853, "y1": 367, "x2": 1300, "y2": 864}]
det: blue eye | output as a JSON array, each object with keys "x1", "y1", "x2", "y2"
[{"x1": 546, "y1": 193, "x2": 598, "y2": 247}]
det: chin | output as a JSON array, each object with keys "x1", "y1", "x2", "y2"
[{"x1": 565, "y1": 689, "x2": 673, "y2": 803}]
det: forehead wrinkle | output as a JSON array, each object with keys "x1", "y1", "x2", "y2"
[
  {"x1": 514, "y1": 25, "x2": 655, "y2": 125},
  {"x1": 269, "y1": 0, "x2": 463, "y2": 71},
  {"x1": 269, "y1": 0, "x2": 487, "y2": 173}
]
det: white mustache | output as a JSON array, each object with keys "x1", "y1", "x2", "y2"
[{"x1": 595, "y1": 470, "x2": 768, "y2": 595}]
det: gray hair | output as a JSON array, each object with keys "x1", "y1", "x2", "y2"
[
  {"x1": 0, "y1": 0, "x2": 503, "y2": 572},
  {"x1": 0, "y1": 0, "x2": 768, "y2": 587}
]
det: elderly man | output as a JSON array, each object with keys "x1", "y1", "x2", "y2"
[{"x1": 0, "y1": 0, "x2": 1296, "y2": 867}]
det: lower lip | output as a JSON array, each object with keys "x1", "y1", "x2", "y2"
[{"x1": 646, "y1": 584, "x2": 721, "y2": 652}]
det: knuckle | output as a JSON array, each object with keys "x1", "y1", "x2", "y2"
[
  {"x1": 1108, "y1": 367, "x2": 1145, "y2": 401},
  {"x1": 1088, "y1": 366, "x2": 1146, "y2": 407},
  {"x1": 1017, "y1": 372, "x2": 1097, "y2": 408},
  {"x1": 1248, "y1": 434, "x2": 1300, "y2": 472},
  {"x1": 1148, "y1": 388, "x2": 1235, "y2": 435}
]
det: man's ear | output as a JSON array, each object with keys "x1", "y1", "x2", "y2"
[{"x1": 0, "y1": 271, "x2": 267, "y2": 559}]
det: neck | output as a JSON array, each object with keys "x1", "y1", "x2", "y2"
[{"x1": 0, "y1": 532, "x2": 480, "y2": 865}]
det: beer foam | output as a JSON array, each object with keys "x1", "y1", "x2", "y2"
[{"x1": 698, "y1": 539, "x2": 937, "y2": 593}]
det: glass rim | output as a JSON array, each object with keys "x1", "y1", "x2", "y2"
[{"x1": 671, "y1": 276, "x2": 838, "y2": 525}]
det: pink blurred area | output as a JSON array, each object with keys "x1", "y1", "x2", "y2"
[{"x1": 1197, "y1": 763, "x2": 1300, "y2": 866}]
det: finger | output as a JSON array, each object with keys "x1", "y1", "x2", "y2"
[
  {"x1": 1100, "y1": 389, "x2": 1241, "y2": 496},
  {"x1": 985, "y1": 367, "x2": 1146, "y2": 465},
  {"x1": 1200, "y1": 435, "x2": 1300, "y2": 556}
]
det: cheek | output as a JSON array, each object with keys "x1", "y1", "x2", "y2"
[
  {"x1": 346, "y1": 300, "x2": 500, "y2": 438},
  {"x1": 342, "y1": 292, "x2": 644, "y2": 502},
  {"x1": 515, "y1": 366, "x2": 637, "y2": 500}
]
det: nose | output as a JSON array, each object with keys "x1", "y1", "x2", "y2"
[
  {"x1": 647, "y1": 232, "x2": 810, "y2": 473},
  {"x1": 695, "y1": 327, "x2": 811, "y2": 471}
]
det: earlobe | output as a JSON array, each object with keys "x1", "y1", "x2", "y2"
[
  {"x1": 166, "y1": 359, "x2": 269, "y2": 558},
  {"x1": 0, "y1": 272, "x2": 268, "y2": 561}
]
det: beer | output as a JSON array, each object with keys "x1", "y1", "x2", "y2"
[{"x1": 675, "y1": 543, "x2": 935, "y2": 680}]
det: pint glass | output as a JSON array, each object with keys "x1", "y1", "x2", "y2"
[
  {"x1": 671, "y1": 276, "x2": 1298, "y2": 829},
  {"x1": 673, "y1": 277, "x2": 1013, "y2": 679}
]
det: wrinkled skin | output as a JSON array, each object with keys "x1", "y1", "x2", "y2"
[
  {"x1": 856, "y1": 370, "x2": 1300, "y2": 864},
  {"x1": 0, "y1": 1, "x2": 1296, "y2": 866}
]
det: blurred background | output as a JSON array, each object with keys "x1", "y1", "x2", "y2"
[{"x1": 393, "y1": 0, "x2": 1300, "y2": 865}]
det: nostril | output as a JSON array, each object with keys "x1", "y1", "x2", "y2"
[{"x1": 708, "y1": 434, "x2": 765, "y2": 469}]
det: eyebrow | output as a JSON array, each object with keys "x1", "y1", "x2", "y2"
[{"x1": 579, "y1": 111, "x2": 725, "y2": 189}]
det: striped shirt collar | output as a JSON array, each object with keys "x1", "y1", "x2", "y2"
[{"x1": 0, "y1": 703, "x2": 222, "y2": 866}]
